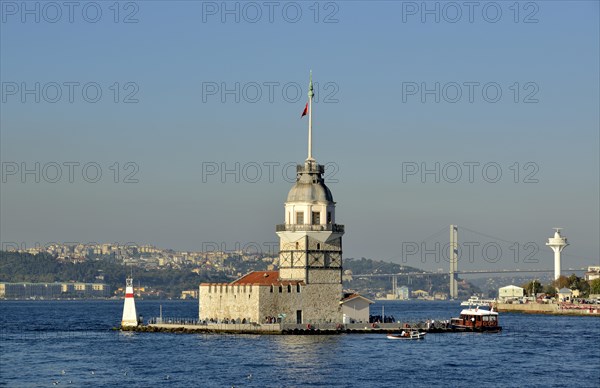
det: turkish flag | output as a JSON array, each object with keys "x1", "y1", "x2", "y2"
[{"x1": 301, "y1": 102, "x2": 308, "y2": 118}]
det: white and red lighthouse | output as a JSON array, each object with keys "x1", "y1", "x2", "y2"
[{"x1": 121, "y1": 277, "x2": 138, "y2": 327}]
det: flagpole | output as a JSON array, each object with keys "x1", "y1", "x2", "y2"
[{"x1": 308, "y1": 70, "x2": 314, "y2": 160}]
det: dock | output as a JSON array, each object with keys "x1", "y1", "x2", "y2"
[{"x1": 120, "y1": 320, "x2": 499, "y2": 335}]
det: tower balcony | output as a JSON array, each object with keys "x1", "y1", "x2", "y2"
[{"x1": 276, "y1": 224, "x2": 345, "y2": 233}]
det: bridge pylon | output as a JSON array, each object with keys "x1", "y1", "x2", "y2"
[{"x1": 449, "y1": 225, "x2": 458, "y2": 299}]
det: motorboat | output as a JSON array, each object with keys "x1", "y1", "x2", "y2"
[{"x1": 387, "y1": 330, "x2": 427, "y2": 340}]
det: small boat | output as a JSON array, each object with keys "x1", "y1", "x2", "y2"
[
  {"x1": 387, "y1": 330, "x2": 427, "y2": 340},
  {"x1": 450, "y1": 306, "x2": 502, "y2": 332},
  {"x1": 460, "y1": 296, "x2": 496, "y2": 306}
]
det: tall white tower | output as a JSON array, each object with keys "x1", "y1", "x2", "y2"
[
  {"x1": 546, "y1": 228, "x2": 568, "y2": 280},
  {"x1": 121, "y1": 277, "x2": 138, "y2": 327},
  {"x1": 276, "y1": 72, "x2": 344, "y2": 285}
]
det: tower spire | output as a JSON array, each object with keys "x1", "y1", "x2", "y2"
[{"x1": 307, "y1": 70, "x2": 314, "y2": 161}]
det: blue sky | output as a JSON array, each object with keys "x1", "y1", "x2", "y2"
[{"x1": 1, "y1": 1, "x2": 598, "y2": 272}]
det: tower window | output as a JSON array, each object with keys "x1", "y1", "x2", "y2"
[
  {"x1": 270, "y1": 285, "x2": 273, "y2": 293},
  {"x1": 296, "y1": 212, "x2": 304, "y2": 224},
  {"x1": 287, "y1": 284, "x2": 291, "y2": 293},
  {"x1": 295, "y1": 242, "x2": 299, "y2": 250},
  {"x1": 312, "y1": 212, "x2": 321, "y2": 225},
  {"x1": 296, "y1": 284, "x2": 301, "y2": 293},
  {"x1": 327, "y1": 212, "x2": 332, "y2": 223},
  {"x1": 317, "y1": 243, "x2": 321, "y2": 250},
  {"x1": 278, "y1": 286, "x2": 283, "y2": 293}
]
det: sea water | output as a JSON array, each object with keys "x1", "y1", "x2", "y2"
[{"x1": 1, "y1": 300, "x2": 599, "y2": 387}]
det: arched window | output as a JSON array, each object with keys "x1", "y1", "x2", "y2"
[
  {"x1": 316, "y1": 243, "x2": 321, "y2": 250},
  {"x1": 287, "y1": 284, "x2": 291, "y2": 293},
  {"x1": 270, "y1": 285, "x2": 274, "y2": 293},
  {"x1": 278, "y1": 286, "x2": 283, "y2": 293},
  {"x1": 296, "y1": 284, "x2": 301, "y2": 293},
  {"x1": 295, "y1": 242, "x2": 299, "y2": 250}
]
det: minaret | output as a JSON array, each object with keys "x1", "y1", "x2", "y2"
[
  {"x1": 121, "y1": 277, "x2": 138, "y2": 327},
  {"x1": 276, "y1": 72, "x2": 344, "y2": 285},
  {"x1": 546, "y1": 228, "x2": 568, "y2": 280}
]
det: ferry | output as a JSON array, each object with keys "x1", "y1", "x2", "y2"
[
  {"x1": 460, "y1": 295, "x2": 497, "y2": 307},
  {"x1": 450, "y1": 306, "x2": 502, "y2": 332}
]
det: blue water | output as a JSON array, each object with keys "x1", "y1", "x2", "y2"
[{"x1": 1, "y1": 300, "x2": 599, "y2": 387}]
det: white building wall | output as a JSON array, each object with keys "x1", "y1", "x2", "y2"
[
  {"x1": 341, "y1": 299, "x2": 371, "y2": 323},
  {"x1": 499, "y1": 285, "x2": 524, "y2": 300}
]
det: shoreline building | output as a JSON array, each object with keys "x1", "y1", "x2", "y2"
[
  {"x1": 198, "y1": 73, "x2": 351, "y2": 324},
  {"x1": 0, "y1": 282, "x2": 110, "y2": 299}
]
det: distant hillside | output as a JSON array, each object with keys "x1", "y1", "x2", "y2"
[
  {"x1": 0, "y1": 251, "x2": 228, "y2": 297},
  {"x1": 342, "y1": 257, "x2": 422, "y2": 275},
  {"x1": 1, "y1": 251, "x2": 479, "y2": 299},
  {"x1": 343, "y1": 257, "x2": 480, "y2": 298}
]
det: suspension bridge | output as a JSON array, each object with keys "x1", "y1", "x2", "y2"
[{"x1": 351, "y1": 225, "x2": 584, "y2": 299}]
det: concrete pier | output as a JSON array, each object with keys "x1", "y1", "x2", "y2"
[
  {"x1": 495, "y1": 302, "x2": 600, "y2": 316},
  {"x1": 120, "y1": 320, "x2": 490, "y2": 335}
]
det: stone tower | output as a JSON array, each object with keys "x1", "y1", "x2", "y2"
[
  {"x1": 276, "y1": 158, "x2": 344, "y2": 284},
  {"x1": 276, "y1": 71, "x2": 344, "y2": 288}
]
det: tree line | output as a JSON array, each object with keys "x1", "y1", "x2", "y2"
[{"x1": 521, "y1": 274, "x2": 600, "y2": 297}]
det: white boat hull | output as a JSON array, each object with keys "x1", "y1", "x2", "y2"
[{"x1": 387, "y1": 332, "x2": 427, "y2": 340}]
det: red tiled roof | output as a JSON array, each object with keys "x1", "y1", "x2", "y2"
[
  {"x1": 341, "y1": 293, "x2": 374, "y2": 304},
  {"x1": 231, "y1": 271, "x2": 304, "y2": 286}
]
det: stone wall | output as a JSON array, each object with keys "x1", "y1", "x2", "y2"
[
  {"x1": 279, "y1": 268, "x2": 306, "y2": 280},
  {"x1": 257, "y1": 283, "x2": 342, "y2": 324},
  {"x1": 199, "y1": 284, "x2": 261, "y2": 322},
  {"x1": 199, "y1": 282, "x2": 343, "y2": 324},
  {"x1": 307, "y1": 268, "x2": 342, "y2": 284}
]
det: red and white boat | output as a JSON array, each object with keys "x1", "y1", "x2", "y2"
[{"x1": 450, "y1": 306, "x2": 502, "y2": 332}]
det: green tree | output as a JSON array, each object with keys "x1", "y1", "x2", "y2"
[
  {"x1": 568, "y1": 274, "x2": 581, "y2": 290},
  {"x1": 578, "y1": 280, "x2": 590, "y2": 297},
  {"x1": 590, "y1": 278, "x2": 600, "y2": 295},
  {"x1": 521, "y1": 280, "x2": 542, "y2": 296},
  {"x1": 543, "y1": 284, "x2": 557, "y2": 297}
]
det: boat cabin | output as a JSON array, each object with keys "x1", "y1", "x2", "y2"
[{"x1": 451, "y1": 307, "x2": 499, "y2": 330}]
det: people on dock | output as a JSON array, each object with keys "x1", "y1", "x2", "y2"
[{"x1": 369, "y1": 314, "x2": 396, "y2": 323}]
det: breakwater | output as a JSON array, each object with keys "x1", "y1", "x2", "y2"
[{"x1": 495, "y1": 302, "x2": 600, "y2": 316}]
